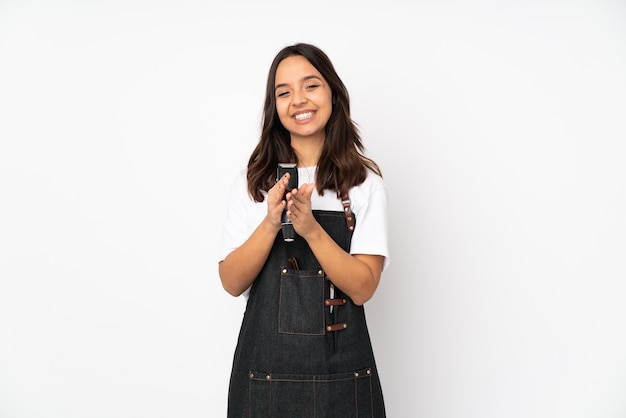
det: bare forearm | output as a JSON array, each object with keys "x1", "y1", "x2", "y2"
[
  {"x1": 219, "y1": 217, "x2": 280, "y2": 296},
  {"x1": 305, "y1": 225, "x2": 383, "y2": 305}
]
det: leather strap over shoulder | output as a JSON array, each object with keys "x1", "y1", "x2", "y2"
[{"x1": 339, "y1": 193, "x2": 354, "y2": 231}]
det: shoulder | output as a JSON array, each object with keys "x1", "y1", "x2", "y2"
[
  {"x1": 364, "y1": 167, "x2": 385, "y2": 188},
  {"x1": 228, "y1": 167, "x2": 256, "y2": 195},
  {"x1": 226, "y1": 167, "x2": 255, "y2": 203},
  {"x1": 230, "y1": 167, "x2": 248, "y2": 189},
  {"x1": 348, "y1": 168, "x2": 387, "y2": 212},
  {"x1": 352, "y1": 168, "x2": 386, "y2": 196}
]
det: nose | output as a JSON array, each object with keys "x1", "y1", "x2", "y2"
[{"x1": 292, "y1": 89, "x2": 307, "y2": 106}]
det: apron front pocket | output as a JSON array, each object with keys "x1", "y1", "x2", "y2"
[
  {"x1": 248, "y1": 369, "x2": 374, "y2": 418},
  {"x1": 278, "y1": 268, "x2": 325, "y2": 335}
]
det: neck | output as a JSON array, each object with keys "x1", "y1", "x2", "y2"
[{"x1": 292, "y1": 138, "x2": 323, "y2": 168}]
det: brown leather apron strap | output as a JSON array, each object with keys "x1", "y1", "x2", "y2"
[
  {"x1": 324, "y1": 298, "x2": 347, "y2": 306},
  {"x1": 326, "y1": 322, "x2": 348, "y2": 332},
  {"x1": 339, "y1": 193, "x2": 354, "y2": 231}
]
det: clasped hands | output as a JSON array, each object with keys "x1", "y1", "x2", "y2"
[{"x1": 269, "y1": 172, "x2": 318, "y2": 239}]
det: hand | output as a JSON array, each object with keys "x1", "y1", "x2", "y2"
[
  {"x1": 266, "y1": 173, "x2": 290, "y2": 230},
  {"x1": 286, "y1": 183, "x2": 318, "y2": 239}
]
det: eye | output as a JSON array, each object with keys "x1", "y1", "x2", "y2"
[
  {"x1": 305, "y1": 84, "x2": 319, "y2": 90},
  {"x1": 276, "y1": 91, "x2": 289, "y2": 98}
]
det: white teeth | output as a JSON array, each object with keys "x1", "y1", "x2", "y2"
[{"x1": 295, "y1": 112, "x2": 314, "y2": 121}]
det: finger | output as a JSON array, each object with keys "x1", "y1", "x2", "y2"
[
  {"x1": 287, "y1": 197, "x2": 296, "y2": 212},
  {"x1": 272, "y1": 175, "x2": 290, "y2": 197},
  {"x1": 301, "y1": 183, "x2": 315, "y2": 198},
  {"x1": 290, "y1": 191, "x2": 304, "y2": 205},
  {"x1": 294, "y1": 188, "x2": 311, "y2": 204},
  {"x1": 277, "y1": 174, "x2": 288, "y2": 189}
]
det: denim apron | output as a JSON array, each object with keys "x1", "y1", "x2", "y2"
[{"x1": 227, "y1": 208, "x2": 386, "y2": 417}]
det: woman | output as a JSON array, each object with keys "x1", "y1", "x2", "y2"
[{"x1": 219, "y1": 42, "x2": 388, "y2": 417}]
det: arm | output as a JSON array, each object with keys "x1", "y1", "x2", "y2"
[
  {"x1": 287, "y1": 185, "x2": 384, "y2": 305},
  {"x1": 218, "y1": 173, "x2": 291, "y2": 296}
]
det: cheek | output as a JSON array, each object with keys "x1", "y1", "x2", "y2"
[{"x1": 276, "y1": 102, "x2": 290, "y2": 121}]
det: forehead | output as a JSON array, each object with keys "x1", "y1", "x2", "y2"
[{"x1": 275, "y1": 55, "x2": 322, "y2": 84}]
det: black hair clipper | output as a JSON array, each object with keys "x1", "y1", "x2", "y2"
[{"x1": 277, "y1": 163, "x2": 298, "y2": 242}]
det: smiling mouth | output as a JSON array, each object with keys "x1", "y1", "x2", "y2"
[{"x1": 294, "y1": 111, "x2": 314, "y2": 121}]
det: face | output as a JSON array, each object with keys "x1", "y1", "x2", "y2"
[{"x1": 274, "y1": 55, "x2": 333, "y2": 143}]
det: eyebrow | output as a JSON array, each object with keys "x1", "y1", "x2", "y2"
[{"x1": 274, "y1": 75, "x2": 323, "y2": 91}]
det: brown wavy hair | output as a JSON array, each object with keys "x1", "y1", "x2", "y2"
[{"x1": 246, "y1": 43, "x2": 382, "y2": 202}]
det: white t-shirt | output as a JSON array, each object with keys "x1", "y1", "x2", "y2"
[{"x1": 219, "y1": 165, "x2": 390, "y2": 273}]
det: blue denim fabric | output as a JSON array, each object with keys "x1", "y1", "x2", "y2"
[
  {"x1": 227, "y1": 210, "x2": 386, "y2": 417},
  {"x1": 279, "y1": 268, "x2": 326, "y2": 335}
]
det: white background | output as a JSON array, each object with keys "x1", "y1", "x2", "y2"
[{"x1": 1, "y1": 1, "x2": 625, "y2": 417}]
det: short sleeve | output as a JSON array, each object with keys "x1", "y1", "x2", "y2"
[
  {"x1": 218, "y1": 168, "x2": 251, "y2": 263},
  {"x1": 348, "y1": 171, "x2": 390, "y2": 271}
]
